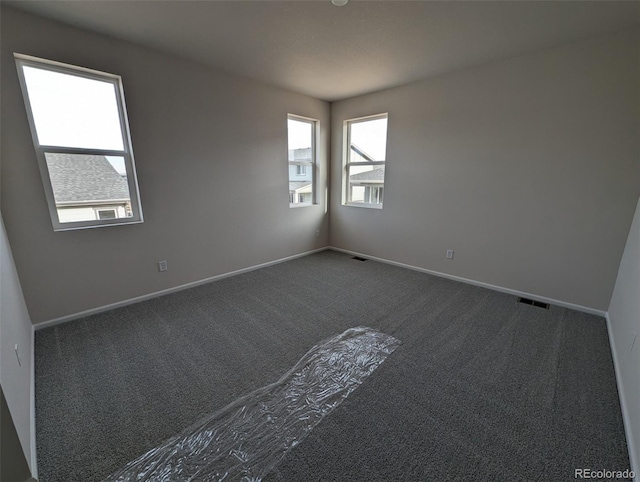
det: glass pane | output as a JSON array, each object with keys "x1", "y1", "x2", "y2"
[
  {"x1": 288, "y1": 118, "x2": 313, "y2": 205},
  {"x1": 22, "y1": 65, "x2": 124, "y2": 150},
  {"x1": 348, "y1": 165, "x2": 385, "y2": 204},
  {"x1": 349, "y1": 117, "x2": 387, "y2": 163},
  {"x1": 45, "y1": 153, "x2": 132, "y2": 223}
]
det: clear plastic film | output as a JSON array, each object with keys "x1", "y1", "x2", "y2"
[{"x1": 104, "y1": 327, "x2": 401, "y2": 482}]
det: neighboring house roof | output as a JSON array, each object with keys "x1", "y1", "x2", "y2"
[
  {"x1": 350, "y1": 167, "x2": 385, "y2": 181},
  {"x1": 288, "y1": 147, "x2": 312, "y2": 162},
  {"x1": 46, "y1": 153, "x2": 130, "y2": 204},
  {"x1": 289, "y1": 181, "x2": 311, "y2": 191},
  {"x1": 350, "y1": 144, "x2": 377, "y2": 162},
  {"x1": 295, "y1": 183, "x2": 312, "y2": 194}
]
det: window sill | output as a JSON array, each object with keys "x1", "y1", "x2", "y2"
[
  {"x1": 289, "y1": 203, "x2": 314, "y2": 209},
  {"x1": 344, "y1": 202, "x2": 383, "y2": 210},
  {"x1": 53, "y1": 218, "x2": 143, "y2": 231}
]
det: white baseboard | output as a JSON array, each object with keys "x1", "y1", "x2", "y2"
[
  {"x1": 34, "y1": 247, "x2": 329, "y2": 330},
  {"x1": 328, "y1": 246, "x2": 606, "y2": 317},
  {"x1": 31, "y1": 244, "x2": 627, "y2": 479},
  {"x1": 35, "y1": 245, "x2": 605, "y2": 328},
  {"x1": 605, "y1": 314, "x2": 638, "y2": 480}
]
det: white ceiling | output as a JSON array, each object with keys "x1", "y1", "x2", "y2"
[{"x1": 6, "y1": 1, "x2": 640, "y2": 101}]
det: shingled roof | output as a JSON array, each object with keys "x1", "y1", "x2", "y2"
[
  {"x1": 45, "y1": 153, "x2": 130, "y2": 204},
  {"x1": 289, "y1": 181, "x2": 311, "y2": 190},
  {"x1": 350, "y1": 167, "x2": 385, "y2": 181}
]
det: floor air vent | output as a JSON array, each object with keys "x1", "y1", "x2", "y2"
[
  {"x1": 352, "y1": 256, "x2": 368, "y2": 262},
  {"x1": 518, "y1": 297, "x2": 550, "y2": 310}
]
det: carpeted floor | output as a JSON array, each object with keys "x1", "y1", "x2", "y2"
[{"x1": 35, "y1": 250, "x2": 630, "y2": 481}]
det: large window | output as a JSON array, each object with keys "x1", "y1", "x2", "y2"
[
  {"x1": 15, "y1": 54, "x2": 143, "y2": 231},
  {"x1": 287, "y1": 115, "x2": 316, "y2": 207},
  {"x1": 344, "y1": 114, "x2": 388, "y2": 208}
]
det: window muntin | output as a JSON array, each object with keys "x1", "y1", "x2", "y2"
[
  {"x1": 287, "y1": 115, "x2": 316, "y2": 207},
  {"x1": 344, "y1": 114, "x2": 388, "y2": 208},
  {"x1": 15, "y1": 54, "x2": 143, "y2": 231}
]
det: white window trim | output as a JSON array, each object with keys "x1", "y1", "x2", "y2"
[
  {"x1": 14, "y1": 53, "x2": 144, "y2": 231},
  {"x1": 343, "y1": 113, "x2": 388, "y2": 209},
  {"x1": 287, "y1": 113, "x2": 317, "y2": 208}
]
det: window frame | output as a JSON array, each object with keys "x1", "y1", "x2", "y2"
[
  {"x1": 343, "y1": 113, "x2": 388, "y2": 209},
  {"x1": 287, "y1": 114, "x2": 317, "y2": 208},
  {"x1": 14, "y1": 53, "x2": 144, "y2": 231}
]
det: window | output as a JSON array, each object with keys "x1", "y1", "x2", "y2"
[
  {"x1": 15, "y1": 54, "x2": 143, "y2": 231},
  {"x1": 287, "y1": 114, "x2": 316, "y2": 207},
  {"x1": 97, "y1": 209, "x2": 117, "y2": 220},
  {"x1": 344, "y1": 114, "x2": 388, "y2": 208}
]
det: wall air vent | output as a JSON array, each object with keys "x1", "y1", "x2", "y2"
[
  {"x1": 352, "y1": 256, "x2": 368, "y2": 262},
  {"x1": 518, "y1": 297, "x2": 550, "y2": 310}
]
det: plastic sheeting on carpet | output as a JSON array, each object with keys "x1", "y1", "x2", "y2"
[{"x1": 104, "y1": 326, "x2": 401, "y2": 482}]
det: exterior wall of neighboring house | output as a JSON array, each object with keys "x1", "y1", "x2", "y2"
[
  {"x1": 348, "y1": 174, "x2": 384, "y2": 204},
  {"x1": 288, "y1": 165, "x2": 311, "y2": 183},
  {"x1": 288, "y1": 147, "x2": 313, "y2": 204},
  {"x1": 57, "y1": 203, "x2": 129, "y2": 223}
]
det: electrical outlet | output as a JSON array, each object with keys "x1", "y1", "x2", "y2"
[
  {"x1": 631, "y1": 332, "x2": 637, "y2": 352},
  {"x1": 446, "y1": 249, "x2": 454, "y2": 259},
  {"x1": 316, "y1": 230, "x2": 320, "y2": 238},
  {"x1": 158, "y1": 260, "x2": 168, "y2": 272}
]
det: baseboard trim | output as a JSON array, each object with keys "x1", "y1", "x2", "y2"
[
  {"x1": 605, "y1": 313, "x2": 638, "y2": 480},
  {"x1": 34, "y1": 247, "x2": 329, "y2": 330},
  {"x1": 328, "y1": 246, "x2": 606, "y2": 317},
  {"x1": 36, "y1": 245, "x2": 606, "y2": 327}
]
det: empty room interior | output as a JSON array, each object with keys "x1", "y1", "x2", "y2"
[{"x1": 1, "y1": 1, "x2": 639, "y2": 481}]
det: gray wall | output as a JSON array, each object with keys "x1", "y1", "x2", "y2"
[
  {"x1": 1, "y1": 7, "x2": 330, "y2": 324},
  {"x1": 1, "y1": 387, "x2": 32, "y2": 481},
  {"x1": 0, "y1": 215, "x2": 35, "y2": 478},
  {"x1": 608, "y1": 195, "x2": 640, "y2": 473},
  {"x1": 330, "y1": 29, "x2": 640, "y2": 312}
]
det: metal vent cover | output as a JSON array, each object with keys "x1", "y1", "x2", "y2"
[{"x1": 518, "y1": 297, "x2": 550, "y2": 310}]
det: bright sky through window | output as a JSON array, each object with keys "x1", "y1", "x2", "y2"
[
  {"x1": 350, "y1": 116, "x2": 387, "y2": 160},
  {"x1": 106, "y1": 156, "x2": 127, "y2": 175},
  {"x1": 22, "y1": 66, "x2": 124, "y2": 151},
  {"x1": 287, "y1": 118, "x2": 312, "y2": 150}
]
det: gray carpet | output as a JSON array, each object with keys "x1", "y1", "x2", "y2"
[{"x1": 35, "y1": 250, "x2": 630, "y2": 481}]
